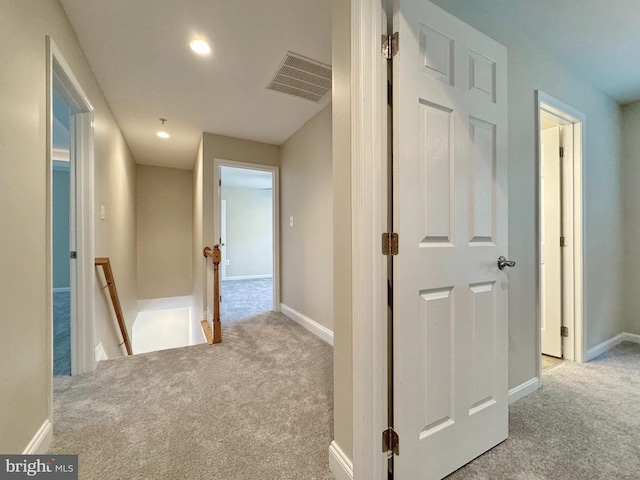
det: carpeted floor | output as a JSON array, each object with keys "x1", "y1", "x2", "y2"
[
  {"x1": 53, "y1": 289, "x2": 71, "y2": 376},
  {"x1": 447, "y1": 342, "x2": 640, "y2": 479},
  {"x1": 221, "y1": 278, "x2": 273, "y2": 322},
  {"x1": 50, "y1": 311, "x2": 333, "y2": 480}
]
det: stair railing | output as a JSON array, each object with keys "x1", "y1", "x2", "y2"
[
  {"x1": 95, "y1": 257, "x2": 132, "y2": 355},
  {"x1": 202, "y1": 245, "x2": 222, "y2": 344}
]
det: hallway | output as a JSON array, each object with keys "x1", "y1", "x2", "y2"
[{"x1": 49, "y1": 313, "x2": 333, "y2": 479}]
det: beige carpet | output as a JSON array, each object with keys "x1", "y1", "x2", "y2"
[
  {"x1": 447, "y1": 342, "x2": 640, "y2": 479},
  {"x1": 50, "y1": 312, "x2": 334, "y2": 480},
  {"x1": 541, "y1": 354, "x2": 564, "y2": 371}
]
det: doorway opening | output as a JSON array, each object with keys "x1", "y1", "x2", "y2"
[
  {"x1": 48, "y1": 37, "x2": 96, "y2": 378},
  {"x1": 213, "y1": 160, "x2": 279, "y2": 322},
  {"x1": 536, "y1": 91, "x2": 585, "y2": 377},
  {"x1": 52, "y1": 87, "x2": 73, "y2": 376}
]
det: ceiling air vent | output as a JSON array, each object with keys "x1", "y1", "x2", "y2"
[{"x1": 266, "y1": 52, "x2": 332, "y2": 103}]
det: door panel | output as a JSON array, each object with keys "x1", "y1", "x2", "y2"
[
  {"x1": 393, "y1": 1, "x2": 508, "y2": 478},
  {"x1": 541, "y1": 126, "x2": 562, "y2": 357}
]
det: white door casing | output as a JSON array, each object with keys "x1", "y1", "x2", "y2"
[
  {"x1": 48, "y1": 37, "x2": 96, "y2": 379},
  {"x1": 540, "y1": 126, "x2": 562, "y2": 358},
  {"x1": 221, "y1": 199, "x2": 227, "y2": 281},
  {"x1": 212, "y1": 159, "x2": 280, "y2": 312},
  {"x1": 392, "y1": 2, "x2": 509, "y2": 478},
  {"x1": 535, "y1": 91, "x2": 586, "y2": 366}
]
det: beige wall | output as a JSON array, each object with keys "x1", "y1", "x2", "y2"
[
  {"x1": 431, "y1": 0, "x2": 624, "y2": 387},
  {"x1": 222, "y1": 186, "x2": 273, "y2": 278},
  {"x1": 280, "y1": 105, "x2": 333, "y2": 331},
  {"x1": 622, "y1": 101, "x2": 640, "y2": 335},
  {"x1": 191, "y1": 139, "x2": 205, "y2": 340},
  {"x1": 331, "y1": 0, "x2": 354, "y2": 460},
  {"x1": 0, "y1": 0, "x2": 138, "y2": 452},
  {"x1": 192, "y1": 133, "x2": 280, "y2": 328},
  {"x1": 137, "y1": 165, "x2": 193, "y2": 299}
]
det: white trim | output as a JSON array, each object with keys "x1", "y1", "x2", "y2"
[
  {"x1": 95, "y1": 342, "x2": 108, "y2": 363},
  {"x1": 212, "y1": 159, "x2": 280, "y2": 314},
  {"x1": 623, "y1": 332, "x2": 640, "y2": 344},
  {"x1": 52, "y1": 148, "x2": 70, "y2": 162},
  {"x1": 329, "y1": 441, "x2": 354, "y2": 480},
  {"x1": 586, "y1": 332, "x2": 640, "y2": 361},
  {"x1": 223, "y1": 274, "x2": 273, "y2": 281},
  {"x1": 535, "y1": 91, "x2": 586, "y2": 383},
  {"x1": 508, "y1": 377, "x2": 540, "y2": 404},
  {"x1": 350, "y1": 0, "x2": 388, "y2": 479},
  {"x1": 280, "y1": 304, "x2": 334, "y2": 346},
  {"x1": 22, "y1": 419, "x2": 53, "y2": 454},
  {"x1": 53, "y1": 287, "x2": 71, "y2": 294}
]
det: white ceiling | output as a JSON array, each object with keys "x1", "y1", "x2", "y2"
[
  {"x1": 60, "y1": 1, "x2": 640, "y2": 171},
  {"x1": 461, "y1": 0, "x2": 640, "y2": 104},
  {"x1": 60, "y1": 0, "x2": 331, "y2": 170}
]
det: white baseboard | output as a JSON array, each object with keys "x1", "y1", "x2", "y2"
[
  {"x1": 329, "y1": 441, "x2": 353, "y2": 480},
  {"x1": 23, "y1": 419, "x2": 52, "y2": 454},
  {"x1": 52, "y1": 287, "x2": 71, "y2": 293},
  {"x1": 95, "y1": 342, "x2": 108, "y2": 363},
  {"x1": 509, "y1": 377, "x2": 540, "y2": 404},
  {"x1": 587, "y1": 331, "x2": 640, "y2": 361},
  {"x1": 280, "y1": 304, "x2": 333, "y2": 346},
  {"x1": 223, "y1": 274, "x2": 273, "y2": 281}
]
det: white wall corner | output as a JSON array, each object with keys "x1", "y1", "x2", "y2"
[
  {"x1": 95, "y1": 342, "x2": 108, "y2": 363},
  {"x1": 22, "y1": 419, "x2": 53, "y2": 454},
  {"x1": 508, "y1": 377, "x2": 540, "y2": 404},
  {"x1": 329, "y1": 441, "x2": 354, "y2": 480},
  {"x1": 280, "y1": 303, "x2": 334, "y2": 346}
]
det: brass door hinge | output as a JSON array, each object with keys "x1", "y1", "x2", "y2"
[
  {"x1": 382, "y1": 32, "x2": 399, "y2": 59},
  {"x1": 382, "y1": 428, "x2": 399, "y2": 455},
  {"x1": 561, "y1": 326, "x2": 569, "y2": 337},
  {"x1": 560, "y1": 237, "x2": 568, "y2": 247},
  {"x1": 382, "y1": 233, "x2": 399, "y2": 256}
]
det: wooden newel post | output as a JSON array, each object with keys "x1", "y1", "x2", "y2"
[
  {"x1": 211, "y1": 244, "x2": 222, "y2": 344},
  {"x1": 203, "y1": 245, "x2": 222, "y2": 344}
]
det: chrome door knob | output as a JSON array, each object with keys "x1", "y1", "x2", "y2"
[{"x1": 498, "y1": 256, "x2": 516, "y2": 270}]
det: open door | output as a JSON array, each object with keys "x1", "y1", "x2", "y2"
[
  {"x1": 540, "y1": 126, "x2": 563, "y2": 358},
  {"x1": 392, "y1": 1, "x2": 509, "y2": 478}
]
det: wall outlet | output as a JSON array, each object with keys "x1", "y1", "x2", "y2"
[
  {"x1": 100, "y1": 205, "x2": 106, "y2": 220},
  {"x1": 226, "y1": 259, "x2": 230, "y2": 265},
  {"x1": 290, "y1": 216, "x2": 294, "y2": 227}
]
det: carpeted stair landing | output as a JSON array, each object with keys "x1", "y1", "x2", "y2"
[{"x1": 50, "y1": 312, "x2": 334, "y2": 480}]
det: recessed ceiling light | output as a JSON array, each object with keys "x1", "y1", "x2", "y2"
[
  {"x1": 156, "y1": 131, "x2": 170, "y2": 139},
  {"x1": 190, "y1": 39, "x2": 211, "y2": 55}
]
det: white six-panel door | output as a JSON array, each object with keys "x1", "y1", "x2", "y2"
[
  {"x1": 541, "y1": 126, "x2": 563, "y2": 358},
  {"x1": 393, "y1": 1, "x2": 509, "y2": 478}
]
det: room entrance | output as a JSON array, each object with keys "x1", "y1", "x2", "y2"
[
  {"x1": 537, "y1": 91, "x2": 586, "y2": 372},
  {"x1": 212, "y1": 161, "x2": 279, "y2": 323}
]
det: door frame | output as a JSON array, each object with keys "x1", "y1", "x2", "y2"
[
  {"x1": 212, "y1": 158, "x2": 280, "y2": 312},
  {"x1": 348, "y1": 0, "x2": 389, "y2": 479},
  {"x1": 220, "y1": 199, "x2": 227, "y2": 280},
  {"x1": 535, "y1": 90, "x2": 585, "y2": 375},
  {"x1": 47, "y1": 35, "x2": 96, "y2": 385}
]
